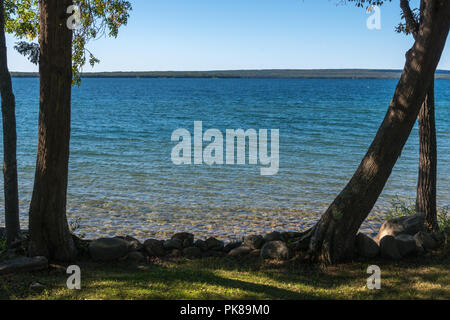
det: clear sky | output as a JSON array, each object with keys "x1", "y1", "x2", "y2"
[{"x1": 5, "y1": 0, "x2": 450, "y2": 72}]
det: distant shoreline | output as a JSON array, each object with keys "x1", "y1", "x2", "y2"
[{"x1": 11, "y1": 69, "x2": 450, "y2": 80}]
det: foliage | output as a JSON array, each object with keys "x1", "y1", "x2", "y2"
[
  {"x1": 386, "y1": 195, "x2": 416, "y2": 220},
  {"x1": 4, "y1": 0, "x2": 132, "y2": 85},
  {"x1": 386, "y1": 196, "x2": 450, "y2": 233}
]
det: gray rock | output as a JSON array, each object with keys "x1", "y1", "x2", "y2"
[
  {"x1": 376, "y1": 213, "x2": 425, "y2": 243},
  {"x1": 171, "y1": 232, "x2": 194, "y2": 248},
  {"x1": 144, "y1": 239, "x2": 166, "y2": 257},
  {"x1": 431, "y1": 232, "x2": 446, "y2": 244},
  {"x1": 244, "y1": 235, "x2": 265, "y2": 250},
  {"x1": 182, "y1": 246, "x2": 202, "y2": 259},
  {"x1": 116, "y1": 235, "x2": 143, "y2": 252},
  {"x1": 163, "y1": 239, "x2": 183, "y2": 250},
  {"x1": 205, "y1": 237, "x2": 224, "y2": 251},
  {"x1": 224, "y1": 241, "x2": 242, "y2": 253},
  {"x1": 0, "y1": 256, "x2": 48, "y2": 275},
  {"x1": 414, "y1": 231, "x2": 438, "y2": 251},
  {"x1": 228, "y1": 246, "x2": 252, "y2": 257},
  {"x1": 260, "y1": 241, "x2": 290, "y2": 260},
  {"x1": 380, "y1": 236, "x2": 402, "y2": 260},
  {"x1": 281, "y1": 231, "x2": 303, "y2": 242},
  {"x1": 194, "y1": 239, "x2": 208, "y2": 251},
  {"x1": 395, "y1": 234, "x2": 418, "y2": 256},
  {"x1": 355, "y1": 233, "x2": 380, "y2": 258},
  {"x1": 250, "y1": 249, "x2": 261, "y2": 257},
  {"x1": 89, "y1": 238, "x2": 130, "y2": 262},
  {"x1": 264, "y1": 231, "x2": 282, "y2": 242},
  {"x1": 127, "y1": 251, "x2": 145, "y2": 262}
]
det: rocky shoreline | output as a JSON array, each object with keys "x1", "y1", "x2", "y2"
[
  {"x1": 84, "y1": 213, "x2": 446, "y2": 263},
  {"x1": 1, "y1": 212, "x2": 447, "y2": 270}
]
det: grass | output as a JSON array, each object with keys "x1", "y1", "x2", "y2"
[{"x1": 1, "y1": 246, "x2": 449, "y2": 300}]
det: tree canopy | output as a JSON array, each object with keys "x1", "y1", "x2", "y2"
[{"x1": 4, "y1": 0, "x2": 132, "y2": 84}]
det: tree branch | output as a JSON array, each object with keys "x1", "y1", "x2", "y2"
[{"x1": 400, "y1": 0, "x2": 419, "y2": 39}]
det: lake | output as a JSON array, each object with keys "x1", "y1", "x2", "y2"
[{"x1": 1, "y1": 78, "x2": 449, "y2": 240}]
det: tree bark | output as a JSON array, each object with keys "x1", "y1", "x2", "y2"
[
  {"x1": 416, "y1": 82, "x2": 438, "y2": 231},
  {"x1": 0, "y1": 0, "x2": 21, "y2": 247},
  {"x1": 28, "y1": 0, "x2": 76, "y2": 261},
  {"x1": 307, "y1": 0, "x2": 450, "y2": 264}
]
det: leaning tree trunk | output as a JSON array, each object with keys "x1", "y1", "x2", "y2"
[
  {"x1": 0, "y1": 0, "x2": 21, "y2": 247},
  {"x1": 416, "y1": 82, "x2": 439, "y2": 231},
  {"x1": 28, "y1": 0, "x2": 76, "y2": 261},
  {"x1": 307, "y1": 0, "x2": 450, "y2": 264}
]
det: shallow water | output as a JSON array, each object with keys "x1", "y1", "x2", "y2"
[{"x1": 1, "y1": 78, "x2": 449, "y2": 240}]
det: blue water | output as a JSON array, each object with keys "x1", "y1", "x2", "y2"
[{"x1": 1, "y1": 78, "x2": 449, "y2": 240}]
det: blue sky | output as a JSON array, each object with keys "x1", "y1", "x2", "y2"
[{"x1": 6, "y1": 0, "x2": 450, "y2": 72}]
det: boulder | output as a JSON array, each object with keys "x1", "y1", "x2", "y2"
[
  {"x1": 127, "y1": 251, "x2": 145, "y2": 262},
  {"x1": 144, "y1": 239, "x2": 166, "y2": 257},
  {"x1": 414, "y1": 231, "x2": 438, "y2": 251},
  {"x1": 194, "y1": 239, "x2": 208, "y2": 251},
  {"x1": 228, "y1": 246, "x2": 252, "y2": 257},
  {"x1": 250, "y1": 249, "x2": 261, "y2": 257},
  {"x1": 182, "y1": 246, "x2": 202, "y2": 259},
  {"x1": 355, "y1": 233, "x2": 380, "y2": 258},
  {"x1": 380, "y1": 235, "x2": 402, "y2": 260},
  {"x1": 281, "y1": 231, "x2": 303, "y2": 242},
  {"x1": 205, "y1": 237, "x2": 224, "y2": 251},
  {"x1": 171, "y1": 232, "x2": 194, "y2": 248},
  {"x1": 264, "y1": 231, "x2": 282, "y2": 242},
  {"x1": 163, "y1": 239, "x2": 183, "y2": 250},
  {"x1": 89, "y1": 238, "x2": 130, "y2": 261},
  {"x1": 395, "y1": 234, "x2": 418, "y2": 256},
  {"x1": 116, "y1": 235, "x2": 143, "y2": 252},
  {"x1": 244, "y1": 235, "x2": 265, "y2": 250},
  {"x1": 0, "y1": 256, "x2": 48, "y2": 275},
  {"x1": 224, "y1": 241, "x2": 242, "y2": 253},
  {"x1": 260, "y1": 241, "x2": 290, "y2": 260},
  {"x1": 375, "y1": 213, "x2": 425, "y2": 243}
]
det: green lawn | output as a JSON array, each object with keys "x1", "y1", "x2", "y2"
[{"x1": 1, "y1": 247, "x2": 449, "y2": 300}]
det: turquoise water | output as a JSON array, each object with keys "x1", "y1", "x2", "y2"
[{"x1": 1, "y1": 78, "x2": 449, "y2": 240}]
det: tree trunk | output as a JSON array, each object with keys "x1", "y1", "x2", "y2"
[
  {"x1": 416, "y1": 82, "x2": 438, "y2": 231},
  {"x1": 307, "y1": 0, "x2": 450, "y2": 264},
  {"x1": 28, "y1": 0, "x2": 76, "y2": 261},
  {"x1": 0, "y1": 0, "x2": 21, "y2": 247}
]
